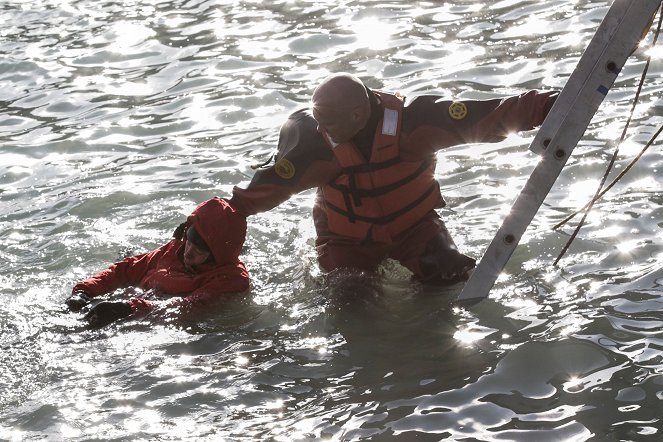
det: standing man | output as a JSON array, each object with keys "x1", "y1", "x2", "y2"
[{"x1": 230, "y1": 73, "x2": 557, "y2": 285}]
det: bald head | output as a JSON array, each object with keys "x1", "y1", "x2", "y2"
[
  {"x1": 311, "y1": 73, "x2": 371, "y2": 143},
  {"x1": 312, "y1": 73, "x2": 369, "y2": 111}
]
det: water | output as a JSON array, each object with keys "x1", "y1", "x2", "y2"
[{"x1": 2, "y1": 0, "x2": 663, "y2": 440}]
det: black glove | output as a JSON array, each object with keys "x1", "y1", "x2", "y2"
[
  {"x1": 84, "y1": 301, "x2": 133, "y2": 328},
  {"x1": 65, "y1": 291, "x2": 93, "y2": 312}
]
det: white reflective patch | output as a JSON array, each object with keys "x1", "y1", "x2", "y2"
[{"x1": 382, "y1": 108, "x2": 398, "y2": 136}]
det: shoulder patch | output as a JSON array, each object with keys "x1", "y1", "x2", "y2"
[
  {"x1": 274, "y1": 158, "x2": 295, "y2": 179},
  {"x1": 448, "y1": 101, "x2": 468, "y2": 120}
]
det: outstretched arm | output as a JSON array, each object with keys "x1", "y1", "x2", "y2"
[
  {"x1": 71, "y1": 249, "x2": 157, "y2": 298},
  {"x1": 66, "y1": 250, "x2": 155, "y2": 313},
  {"x1": 230, "y1": 109, "x2": 341, "y2": 216},
  {"x1": 401, "y1": 90, "x2": 558, "y2": 156}
]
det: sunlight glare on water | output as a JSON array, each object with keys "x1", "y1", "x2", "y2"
[
  {"x1": 346, "y1": 16, "x2": 400, "y2": 51},
  {"x1": 2, "y1": 0, "x2": 663, "y2": 440}
]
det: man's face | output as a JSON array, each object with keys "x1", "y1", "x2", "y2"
[
  {"x1": 183, "y1": 240, "x2": 211, "y2": 273},
  {"x1": 312, "y1": 106, "x2": 361, "y2": 144}
]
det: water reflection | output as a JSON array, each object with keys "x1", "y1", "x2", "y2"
[{"x1": 2, "y1": 0, "x2": 663, "y2": 439}]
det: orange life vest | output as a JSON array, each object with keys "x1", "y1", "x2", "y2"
[{"x1": 320, "y1": 91, "x2": 444, "y2": 243}]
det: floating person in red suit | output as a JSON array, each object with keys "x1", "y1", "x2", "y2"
[{"x1": 66, "y1": 197, "x2": 249, "y2": 328}]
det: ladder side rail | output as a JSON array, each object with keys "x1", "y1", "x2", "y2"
[{"x1": 457, "y1": 0, "x2": 662, "y2": 302}]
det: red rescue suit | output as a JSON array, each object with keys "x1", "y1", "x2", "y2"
[{"x1": 72, "y1": 198, "x2": 250, "y2": 316}]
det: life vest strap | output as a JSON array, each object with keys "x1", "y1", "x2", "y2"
[
  {"x1": 326, "y1": 182, "x2": 438, "y2": 225},
  {"x1": 339, "y1": 156, "x2": 400, "y2": 174},
  {"x1": 341, "y1": 185, "x2": 357, "y2": 223},
  {"x1": 349, "y1": 174, "x2": 362, "y2": 208},
  {"x1": 328, "y1": 159, "x2": 433, "y2": 199}
]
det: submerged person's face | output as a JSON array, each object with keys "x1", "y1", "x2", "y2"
[{"x1": 183, "y1": 240, "x2": 211, "y2": 273}]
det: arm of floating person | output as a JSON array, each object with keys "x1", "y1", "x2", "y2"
[
  {"x1": 230, "y1": 109, "x2": 341, "y2": 216},
  {"x1": 457, "y1": 0, "x2": 663, "y2": 303},
  {"x1": 72, "y1": 247, "x2": 162, "y2": 298}
]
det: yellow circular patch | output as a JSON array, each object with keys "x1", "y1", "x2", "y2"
[
  {"x1": 274, "y1": 158, "x2": 295, "y2": 179},
  {"x1": 448, "y1": 102, "x2": 468, "y2": 120}
]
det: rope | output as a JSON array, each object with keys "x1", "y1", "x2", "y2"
[
  {"x1": 552, "y1": 123, "x2": 663, "y2": 231},
  {"x1": 552, "y1": 5, "x2": 663, "y2": 266}
]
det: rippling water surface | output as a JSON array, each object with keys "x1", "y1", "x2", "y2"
[{"x1": 2, "y1": 0, "x2": 663, "y2": 440}]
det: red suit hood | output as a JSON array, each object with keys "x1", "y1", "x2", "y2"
[{"x1": 185, "y1": 197, "x2": 246, "y2": 266}]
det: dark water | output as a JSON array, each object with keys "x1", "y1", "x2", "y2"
[{"x1": 2, "y1": 0, "x2": 663, "y2": 440}]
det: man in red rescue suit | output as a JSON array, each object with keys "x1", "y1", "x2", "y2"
[
  {"x1": 65, "y1": 197, "x2": 249, "y2": 328},
  {"x1": 230, "y1": 73, "x2": 558, "y2": 285}
]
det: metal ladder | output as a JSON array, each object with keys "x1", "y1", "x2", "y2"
[{"x1": 457, "y1": 0, "x2": 662, "y2": 303}]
